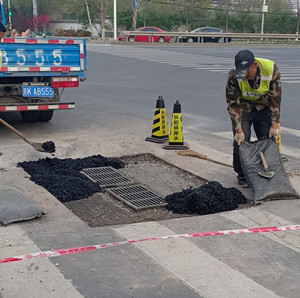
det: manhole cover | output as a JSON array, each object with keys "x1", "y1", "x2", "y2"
[
  {"x1": 81, "y1": 166, "x2": 132, "y2": 187},
  {"x1": 106, "y1": 184, "x2": 167, "y2": 210}
]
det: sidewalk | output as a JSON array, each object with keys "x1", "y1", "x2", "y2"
[{"x1": 0, "y1": 127, "x2": 299, "y2": 298}]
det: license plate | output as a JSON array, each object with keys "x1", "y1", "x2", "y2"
[{"x1": 22, "y1": 86, "x2": 54, "y2": 98}]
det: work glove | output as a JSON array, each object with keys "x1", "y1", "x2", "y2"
[
  {"x1": 234, "y1": 130, "x2": 245, "y2": 146},
  {"x1": 269, "y1": 123, "x2": 279, "y2": 138}
]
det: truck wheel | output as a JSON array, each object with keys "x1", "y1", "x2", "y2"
[
  {"x1": 39, "y1": 110, "x2": 54, "y2": 122},
  {"x1": 20, "y1": 111, "x2": 40, "y2": 122}
]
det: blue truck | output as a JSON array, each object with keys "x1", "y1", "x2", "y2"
[{"x1": 0, "y1": 36, "x2": 86, "y2": 122}]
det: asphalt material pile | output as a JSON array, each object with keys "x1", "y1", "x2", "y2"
[
  {"x1": 42, "y1": 141, "x2": 56, "y2": 153},
  {"x1": 165, "y1": 181, "x2": 247, "y2": 215},
  {"x1": 18, "y1": 155, "x2": 125, "y2": 203}
]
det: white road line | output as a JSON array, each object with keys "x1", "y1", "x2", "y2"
[
  {"x1": 115, "y1": 222, "x2": 280, "y2": 298},
  {"x1": 212, "y1": 130, "x2": 300, "y2": 158},
  {"x1": 276, "y1": 66, "x2": 300, "y2": 69},
  {"x1": 0, "y1": 226, "x2": 83, "y2": 298},
  {"x1": 283, "y1": 80, "x2": 300, "y2": 83},
  {"x1": 221, "y1": 208, "x2": 300, "y2": 253},
  {"x1": 281, "y1": 126, "x2": 300, "y2": 137}
]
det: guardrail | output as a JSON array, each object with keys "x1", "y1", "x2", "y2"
[{"x1": 122, "y1": 31, "x2": 300, "y2": 44}]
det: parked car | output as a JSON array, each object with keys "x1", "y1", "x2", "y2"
[
  {"x1": 179, "y1": 27, "x2": 231, "y2": 43},
  {"x1": 118, "y1": 26, "x2": 171, "y2": 43}
]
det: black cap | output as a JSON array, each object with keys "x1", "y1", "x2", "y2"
[{"x1": 234, "y1": 50, "x2": 255, "y2": 79}]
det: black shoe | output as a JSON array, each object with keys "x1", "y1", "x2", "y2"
[{"x1": 238, "y1": 177, "x2": 249, "y2": 188}]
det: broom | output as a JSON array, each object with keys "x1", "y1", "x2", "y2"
[{"x1": 178, "y1": 149, "x2": 233, "y2": 168}]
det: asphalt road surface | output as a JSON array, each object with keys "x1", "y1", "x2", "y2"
[
  {"x1": 1, "y1": 44, "x2": 300, "y2": 298},
  {"x1": 1, "y1": 44, "x2": 299, "y2": 159}
]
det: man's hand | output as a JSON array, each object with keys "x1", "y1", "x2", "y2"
[
  {"x1": 234, "y1": 128, "x2": 245, "y2": 145},
  {"x1": 269, "y1": 122, "x2": 279, "y2": 138}
]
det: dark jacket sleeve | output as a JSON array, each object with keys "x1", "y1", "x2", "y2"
[
  {"x1": 268, "y1": 64, "x2": 281, "y2": 123},
  {"x1": 226, "y1": 69, "x2": 243, "y2": 129}
]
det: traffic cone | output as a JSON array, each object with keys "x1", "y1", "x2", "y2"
[
  {"x1": 163, "y1": 100, "x2": 189, "y2": 150},
  {"x1": 145, "y1": 96, "x2": 169, "y2": 143}
]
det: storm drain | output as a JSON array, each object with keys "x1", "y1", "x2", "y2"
[
  {"x1": 81, "y1": 166, "x2": 132, "y2": 188},
  {"x1": 106, "y1": 184, "x2": 167, "y2": 210}
]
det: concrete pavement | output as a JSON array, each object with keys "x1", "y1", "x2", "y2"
[{"x1": 0, "y1": 123, "x2": 300, "y2": 298}]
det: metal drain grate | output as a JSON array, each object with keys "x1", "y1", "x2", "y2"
[
  {"x1": 106, "y1": 184, "x2": 167, "y2": 210},
  {"x1": 81, "y1": 166, "x2": 132, "y2": 188}
]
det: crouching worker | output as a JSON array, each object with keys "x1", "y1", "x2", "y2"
[{"x1": 225, "y1": 49, "x2": 281, "y2": 187}]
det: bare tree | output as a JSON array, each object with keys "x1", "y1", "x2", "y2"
[{"x1": 90, "y1": 0, "x2": 109, "y2": 39}]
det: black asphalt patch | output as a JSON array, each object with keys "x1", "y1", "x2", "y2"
[
  {"x1": 18, "y1": 155, "x2": 125, "y2": 203},
  {"x1": 165, "y1": 181, "x2": 247, "y2": 215}
]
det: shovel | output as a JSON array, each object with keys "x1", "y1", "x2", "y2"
[
  {"x1": 258, "y1": 152, "x2": 275, "y2": 179},
  {"x1": 0, "y1": 118, "x2": 52, "y2": 153},
  {"x1": 178, "y1": 149, "x2": 233, "y2": 168}
]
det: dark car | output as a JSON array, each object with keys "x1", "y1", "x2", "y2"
[
  {"x1": 118, "y1": 26, "x2": 171, "y2": 43},
  {"x1": 180, "y1": 27, "x2": 231, "y2": 43}
]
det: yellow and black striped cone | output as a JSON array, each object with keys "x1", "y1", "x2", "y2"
[
  {"x1": 145, "y1": 96, "x2": 169, "y2": 143},
  {"x1": 163, "y1": 100, "x2": 189, "y2": 150}
]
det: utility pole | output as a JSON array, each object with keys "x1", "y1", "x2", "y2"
[
  {"x1": 113, "y1": 0, "x2": 117, "y2": 40},
  {"x1": 33, "y1": 0, "x2": 38, "y2": 17},
  {"x1": 85, "y1": 0, "x2": 94, "y2": 38},
  {"x1": 8, "y1": 0, "x2": 11, "y2": 25},
  {"x1": 261, "y1": 0, "x2": 268, "y2": 35},
  {"x1": 296, "y1": 0, "x2": 300, "y2": 36}
]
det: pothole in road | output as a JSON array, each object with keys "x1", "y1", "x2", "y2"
[
  {"x1": 64, "y1": 153, "x2": 207, "y2": 227},
  {"x1": 19, "y1": 153, "x2": 248, "y2": 228}
]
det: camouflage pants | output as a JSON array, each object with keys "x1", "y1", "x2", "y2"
[{"x1": 233, "y1": 107, "x2": 272, "y2": 177}]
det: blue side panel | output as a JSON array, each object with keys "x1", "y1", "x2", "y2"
[
  {"x1": 1, "y1": 44, "x2": 80, "y2": 67},
  {"x1": 0, "y1": 38, "x2": 86, "y2": 78}
]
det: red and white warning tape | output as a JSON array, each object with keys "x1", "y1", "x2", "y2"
[{"x1": 1, "y1": 225, "x2": 299, "y2": 264}]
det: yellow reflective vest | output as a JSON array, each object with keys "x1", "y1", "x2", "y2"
[{"x1": 238, "y1": 57, "x2": 274, "y2": 101}]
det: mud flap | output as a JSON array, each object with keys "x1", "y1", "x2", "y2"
[{"x1": 239, "y1": 138, "x2": 299, "y2": 202}]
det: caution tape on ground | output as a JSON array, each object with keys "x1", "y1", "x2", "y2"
[{"x1": 1, "y1": 225, "x2": 299, "y2": 264}]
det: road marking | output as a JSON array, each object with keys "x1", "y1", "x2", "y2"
[
  {"x1": 88, "y1": 45, "x2": 300, "y2": 83},
  {"x1": 283, "y1": 80, "x2": 300, "y2": 83},
  {"x1": 212, "y1": 130, "x2": 300, "y2": 158},
  {"x1": 221, "y1": 207, "x2": 300, "y2": 253},
  {"x1": 280, "y1": 126, "x2": 300, "y2": 137},
  {"x1": 0, "y1": 226, "x2": 83, "y2": 297},
  {"x1": 115, "y1": 222, "x2": 280, "y2": 298}
]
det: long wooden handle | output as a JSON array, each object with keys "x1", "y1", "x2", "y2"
[
  {"x1": 206, "y1": 157, "x2": 233, "y2": 168},
  {"x1": 194, "y1": 152, "x2": 207, "y2": 159},
  {"x1": 259, "y1": 152, "x2": 268, "y2": 171},
  {"x1": 178, "y1": 150, "x2": 233, "y2": 168},
  {"x1": 0, "y1": 118, "x2": 33, "y2": 146}
]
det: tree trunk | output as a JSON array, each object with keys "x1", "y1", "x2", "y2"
[
  {"x1": 101, "y1": 3, "x2": 107, "y2": 40},
  {"x1": 226, "y1": 11, "x2": 229, "y2": 31}
]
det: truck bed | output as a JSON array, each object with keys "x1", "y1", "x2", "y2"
[{"x1": 0, "y1": 37, "x2": 86, "y2": 79}]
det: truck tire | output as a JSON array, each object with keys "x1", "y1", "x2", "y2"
[
  {"x1": 39, "y1": 110, "x2": 54, "y2": 122},
  {"x1": 20, "y1": 111, "x2": 40, "y2": 122}
]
